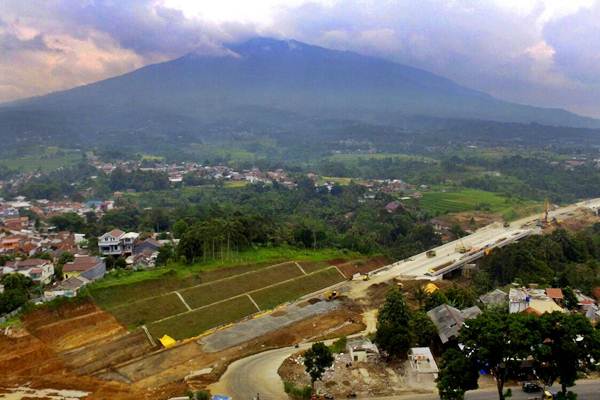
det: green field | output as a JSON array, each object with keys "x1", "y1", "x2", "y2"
[
  {"x1": 110, "y1": 293, "x2": 188, "y2": 327},
  {"x1": 179, "y1": 262, "x2": 304, "y2": 308},
  {"x1": 90, "y1": 260, "x2": 280, "y2": 309},
  {"x1": 420, "y1": 188, "x2": 541, "y2": 219},
  {"x1": 0, "y1": 147, "x2": 82, "y2": 172},
  {"x1": 251, "y1": 267, "x2": 346, "y2": 310},
  {"x1": 327, "y1": 153, "x2": 437, "y2": 163},
  {"x1": 146, "y1": 296, "x2": 257, "y2": 340},
  {"x1": 90, "y1": 247, "x2": 354, "y2": 292}
]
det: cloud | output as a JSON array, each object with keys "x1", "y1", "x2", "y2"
[{"x1": 0, "y1": 0, "x2": 599, "y2": 117}]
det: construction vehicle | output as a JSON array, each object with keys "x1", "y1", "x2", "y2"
[
  {"x1": 362, "y1": 274, "x2": 370, "y2": 281},
  {"x1": 426, "y1": 250, "x2": 437, "y2": 258},
  {"x1": 324, "y1": 290, "x2": 338, "y2": 301},
  {"x1": 455, "y1": 238, "x2": 471, "y2": 254}
]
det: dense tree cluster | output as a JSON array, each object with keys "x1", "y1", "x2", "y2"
[
  {"x1": 477, "y1": 227, "x2": 600, "y2": 293},
  {"x1": 374, "y1": 288, "x2": 438, "y2": 358},
  {"x1": 438, "y1": 309, "x2": 600, "y2": 400},
  {"x1": 0, "y1": 274, "x2": 33, "y2": 315}
]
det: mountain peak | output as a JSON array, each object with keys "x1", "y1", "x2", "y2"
[{"x1": 227, "y1": 37, "x2": 314, "y2": 56}]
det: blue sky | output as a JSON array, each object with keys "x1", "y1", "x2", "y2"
[{"x1": 1, "y1": 0, "x2": 599, "y2": 117}]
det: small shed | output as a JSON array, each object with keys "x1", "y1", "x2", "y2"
[{"x1": 347, "y1": 338, "x2": 379, "y2": 362}]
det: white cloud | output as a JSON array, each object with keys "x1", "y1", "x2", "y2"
[{"x1": 0, "y1": 0, "x2": 599, "y2": 117}]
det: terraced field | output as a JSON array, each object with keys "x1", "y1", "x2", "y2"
[
  {"x1": 420, "y1": 188, "x2": 539, "y2": 217},
  {"x1": 146, "y1": 297, "x2": 258, "y2": 340},
  {"x1": 179, "y1": 262, "x2": 302, "y2": 308},
  {"x1": 109, "y1": 293, "x2": 188, "y2": 327},
  {"x1": 251, "y1": 267, "x2": 346, "y2": 310},
  {"x1": 95, "y1": 259, "x2": 349, "y2": 340}
]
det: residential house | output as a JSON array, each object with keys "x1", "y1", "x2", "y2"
[
  {"x1": 130, "y1": 251, "x2": 158, "y2": 270},
  {"x1": 2, "y1": 217, "x2": 29, "y2": 231},
  {"x1": 63, "y1": 256, "x2": 106, "y2": 281},
  {"x1": 2, "y1": 258, "x2": 54, "y2": 284},
  {"x1": 427, "y1": 304, "x2": 482, "y2": 344},
  {"x1": 479, "y1": 289, "x2": 508, "y2": 307},
  {"x1": 509, "y1": 287, "x2": 565, "y2": 316},
  {"x1": 98, "y1": 229, "x2": 139, "y2": 256},
  {"x1": 545, "y1": 288, "x2": 564, "y2": 306},
  {"x1": 133, "y1": 237, "x2": 162, "y2": 255},
  {"x1": 408, "y1": 347, "x2": 439, "y2": 380},
  {"x1": 384, "y1": 201, "x2": 402, "y2": 213},
  {"x1": 44, "y1": 276, "x2": 90, "y2": 300}
]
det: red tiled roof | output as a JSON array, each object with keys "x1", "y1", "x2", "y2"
[
  {"x1": 6, "y1": 258, "x2": 49, "y2": 268},
  {"x1": 545, "y1": 288, "x2": 564, "y2": 299},
  {"x1": 108, "y1": 229, "x2": 125, "y2": 238},
  {"x1": 63, "y1": 256, "x2": 101, "y2": 272}
]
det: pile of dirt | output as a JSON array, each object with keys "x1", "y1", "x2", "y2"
[
  {"x1": 437, "y1": 211, "x2": 502, "y2": 232},
  {"x1": 0, "y1": 331, "x2": 145, "y2": 400},
  {"x1": 336, "y1": 256, "x2": 390, "y2": 279},
  {"x1": 24, "y1": 301, "x2": 126, "y2": 352}
]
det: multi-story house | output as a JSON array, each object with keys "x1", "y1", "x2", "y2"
[
  {"x1": 98, "y1": 229, "x2": 139, "y2": 257},
  {"x1": 1, "y1": 258, "x2": 54, "y2": 285}
]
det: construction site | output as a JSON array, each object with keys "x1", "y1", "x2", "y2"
[{"x1": 2, "y1": 200, "x2": 600, "y2": 399}]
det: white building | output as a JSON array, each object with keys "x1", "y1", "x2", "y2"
[
  {"x1": 1, "y1": 258, "x2": 54, "y2": 285},
  {"x1": 408, "y1": 347, "x2": 439, "y2": 378},
  {"x1": 98, "y1": 229, "x2": 139, "y2": 256}
]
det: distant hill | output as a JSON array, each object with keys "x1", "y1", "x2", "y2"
[{"x1": 1, "y1": 37, "x2": 599, "y2": 147}]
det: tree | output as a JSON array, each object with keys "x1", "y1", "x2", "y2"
[
  {"x1": 410, "y1": 311, "x2": 438, "y2": 348},
  {"x1": 412, "y1": 285, "x2": 427, "y2": 309},
  {"x1": 437, "y1": 348, "x2": 479, "y2": 400},
  {"x1": 172, "y1": 219, "x2": 188, "y2": 239},
  {"x1": 459, "y1": 310, "x2": 539, "y2": 400},
  {"x1": 49, "y1": 212, "x2": 85, "y2": 232},
  {"x1": 114, "y1": 256, "x2": 127, "y2": 269},
  {"x1": 534, "y1": 312, "x2": 600, "y2": 396},
  {"x1": 561, "y1": 286, "x2": 578, "y2": 310},
  {"x1": 424, "y1": 290, "x2": 448, "y2": 311},
  {"x1": 374, "y1": 288, "x2": 412, "y2": 359},
  {"x1": 303, "y1": 342, "x2": 334, "y2": 389},
  {"x1": 156, "y1": 243, "x2": 175, "y2": 266}
]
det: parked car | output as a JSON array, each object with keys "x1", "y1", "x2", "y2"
[{"x1": 522, "y1": 382, "x2": 542, "y2": 393}]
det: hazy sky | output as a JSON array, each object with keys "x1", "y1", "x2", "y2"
[{"x1": 1, "y1": 0, "x2": 599, "y2": 117}]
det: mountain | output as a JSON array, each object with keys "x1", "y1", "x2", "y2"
[{"x1": 1, "y1": 37, "x2": 599, "y2": 147}]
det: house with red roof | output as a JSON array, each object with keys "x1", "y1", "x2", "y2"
[{"x1": 63, "y1": 255, "x2": 106, "y2": 281}]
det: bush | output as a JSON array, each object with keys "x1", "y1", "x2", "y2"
[
  {"x1": 283, "y1": 381, "x2": 312, "y2": 399},
  {"x1": 187, "y1": 390, "x2": 210, "y2": 400},
  {"x1": 329, "y1": 336, "x2": 347, "y2": 353}
]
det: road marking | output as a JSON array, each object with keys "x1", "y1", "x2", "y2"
[
  {"x1": 294, "y1": 261, "x2": 307, "y2": 275},
  {"x1": 141, "y1": 324, "x2": 157, "y2": 347},
  {"x1": 108, "y1": 260, "x2": 295, "y2": 311},
  {"x1": 246, "y1": 294, "x2": 261, "y2": 312},
  {"x1": 333, "y1": 265, "x2": 347, "y2": 279},
  {"x1": 175, "y1": 291, "x2": 192, "y2": 311}
]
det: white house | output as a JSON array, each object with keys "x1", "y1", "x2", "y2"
[
  {"x1": 1, "y1": 258, "x2": 54, "y2": 285},
  {"x1": 98, "y1": 229, "x2": 139, "y2": 256}
]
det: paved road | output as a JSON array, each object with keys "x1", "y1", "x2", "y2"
[
  {"x1": 208, "y1": 344, "x2": 309, "y2": 399},
  {"x1": 367, "y1": 379, "x2": 600, "y2": 400}
]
